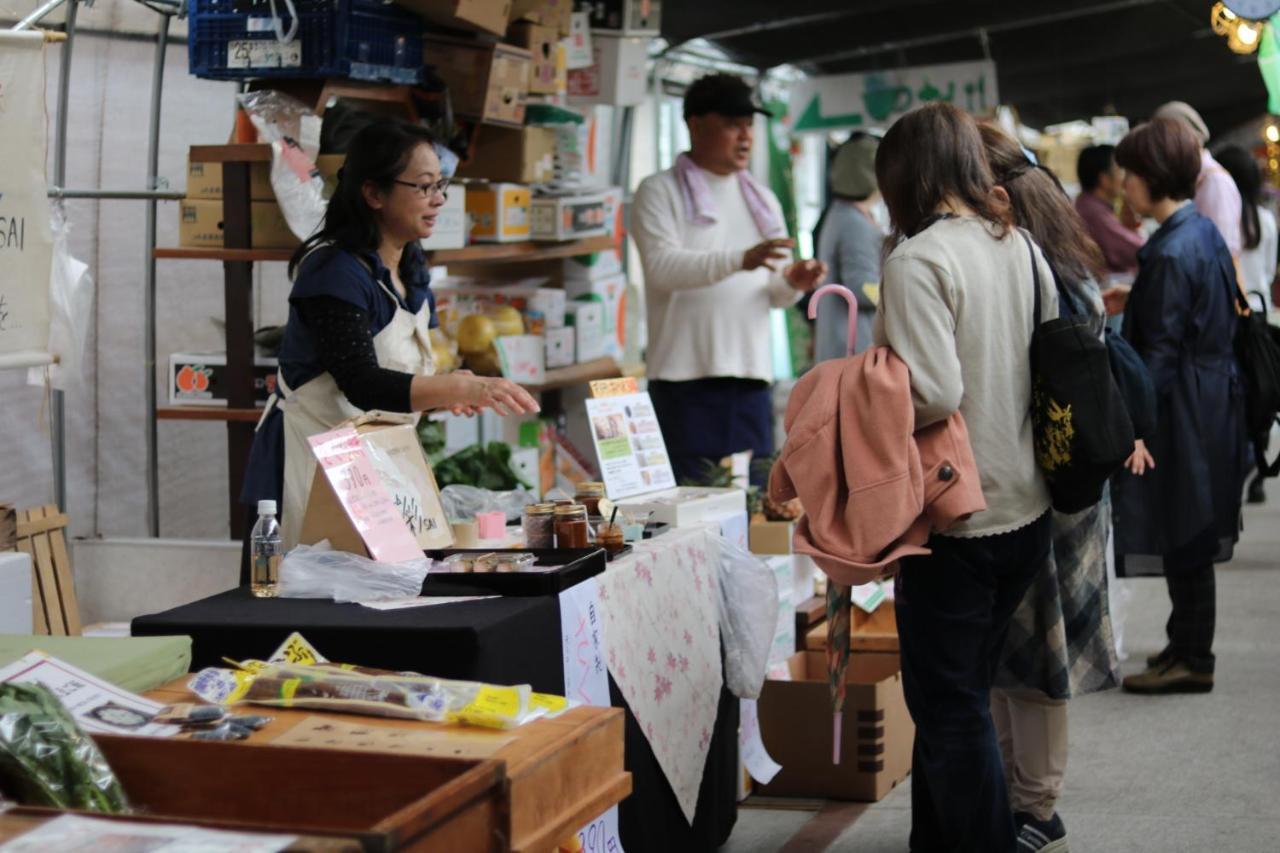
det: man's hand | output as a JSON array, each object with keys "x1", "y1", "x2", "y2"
[
  {"x1": 785, "y1": 259, "x2": 828, "y2": 292},
  {"x1": 1102, "y1": 284, "x2": 1131, "y2": 316},
  {"x1": 742, "y1": 238, "x2": 795, "y2": 272}
]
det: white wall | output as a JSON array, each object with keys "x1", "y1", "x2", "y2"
[{"x1": 0, "y1": 3, "x2": 293, "y2": 540}]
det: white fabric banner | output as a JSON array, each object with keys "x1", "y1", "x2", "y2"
[{"x1": 0, "y1": 31, "x2": 53, "y2": 357}]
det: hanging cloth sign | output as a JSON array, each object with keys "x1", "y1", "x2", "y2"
[
  {"x1": 0, "y1": 31, "x2": 53, "y2": 359},
  {"x1": 790, "y1": 60, "x2": 999, "y2": 133}
]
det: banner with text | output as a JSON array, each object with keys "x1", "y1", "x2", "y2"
[{"x1": 0, "y1": 32, "x2": 53, "y2": 357}]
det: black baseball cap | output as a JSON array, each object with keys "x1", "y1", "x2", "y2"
[{"x1": 683, "y1": 73, "x2": 773, "y2": 120}]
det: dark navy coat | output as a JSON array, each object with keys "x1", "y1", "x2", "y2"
[{"x1": 1113, "y1": 204, "x2": 1248, "y2": 560}]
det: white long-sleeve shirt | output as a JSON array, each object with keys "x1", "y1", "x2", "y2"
[{"x1": 631, "y1": 165, "x2": 799, "y2": 383}]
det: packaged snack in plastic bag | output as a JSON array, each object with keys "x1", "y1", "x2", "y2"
[{"x1": 189, "y1": 660, "x2": 569, "y2": 730}]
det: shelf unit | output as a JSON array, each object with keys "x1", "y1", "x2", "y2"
[{"x1": 159, "y1": 145, "x2": 625, "y2": 536}]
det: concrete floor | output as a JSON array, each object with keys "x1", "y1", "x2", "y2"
[{"x1": 724, "y1": 498, "x2": 1280, "y2": 852}]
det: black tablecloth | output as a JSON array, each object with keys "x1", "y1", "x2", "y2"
[{"x1": 132, "y1": 589, "x2": 737, "y2": 851}]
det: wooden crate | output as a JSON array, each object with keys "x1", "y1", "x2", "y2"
[
  {"x1": 58, "y1": 735, "x2": 511, "y2": 852},
  {"x1": 13, "y1": 505, "x2": 79, "y2": 636},
  {"x1": 0, "y1": 502, "x2": 15, "y2": 551},
  {"x1": 146, "y1": 681, "x2": 631, "y2": 853},
  {"x1": 0, "y1": 810, "x2": 361, "y2": 850},
  {"x1": 805, "y1": 603, "x2": 899, "y2": 653}
]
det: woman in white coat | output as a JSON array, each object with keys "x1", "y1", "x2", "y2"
[{"x1": 241, "y1": 119, "x2": 539, "y2": 565}]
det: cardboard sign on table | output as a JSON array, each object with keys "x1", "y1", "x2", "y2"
[{"x1": 300, "y1": 415, "x2": 451, "y2": 561}]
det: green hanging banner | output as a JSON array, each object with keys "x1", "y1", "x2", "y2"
[{"x1": 1259, "y1": 17, "x2": 1280, "y2": 115}]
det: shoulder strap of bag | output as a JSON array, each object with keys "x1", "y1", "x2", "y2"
[{"x1": 1022, "y1": 231, "x2": 1042, "y2": 329}]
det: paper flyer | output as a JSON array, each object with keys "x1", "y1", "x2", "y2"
[
  {"x1": 0, "y1": 814, "x2": 294, "y2": 853},
  {"x1": 584, "y1": 392, "x2": 676, "y2": 500},
  {"x1": 739, "y1": 698, "x2": 783, "y2": 784}
]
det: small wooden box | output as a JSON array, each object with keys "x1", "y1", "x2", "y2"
[
  {"x1": 806, "y1": 602, "x2": 899, "y2": 653},
  {"x1": 68, "y1": 735, "x2": 509, "y2": 851}
]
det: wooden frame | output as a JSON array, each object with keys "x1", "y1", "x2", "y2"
[{"x1": 13, "y1": 505, "x2": 80, "y2": 636}]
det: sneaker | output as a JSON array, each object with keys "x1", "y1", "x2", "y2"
[
  {"x1": 1248, "y1": 474, "x2": 1266, "y2": 505},
  {"x1": 1015, "y1": 812, "x2": 1069, "y2": 852},
  {"x1": 1122, "y1": 660, "x2": 1214, "y2": 694},
  {"x1": 1145, "y1": 646, "x2": 1174, "y2": 668}
]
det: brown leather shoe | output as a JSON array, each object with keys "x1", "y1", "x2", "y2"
[{"x1": 1123, "y1": 661, "x2": 1214, "y2": 694}]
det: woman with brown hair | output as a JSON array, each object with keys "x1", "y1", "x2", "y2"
[
  {"x1": 1111, "y1": 118, "x2": 1249, "y2": 695},
  {"x1": 872, "y1": 103, "x2": 1057, "y2": 853},
  {"x1": 980, "y1": 123, "x2": 1122, "y2": 853}
]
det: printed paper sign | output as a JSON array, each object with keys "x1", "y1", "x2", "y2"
[
  {"x1": 739, "y1": 698, "x2": 783, "y2": 784},
  {"x1": 851, "y1": 580, "x2": 888, "y2": 613},
  {"x1": 0, "y1": 652, "x2": 179, "y2": 737},
  {"x1": 268, "y1": 631, "x2": 329, "y2": 665},
  {"x1": 790, "y1": 60, "x2": 998, "y2": 132},
  {"x1": 308, "y1": 427, "x2": 422, "y2": 563},
  {"x1": 0, "y1": 32, "x2": 54, "y2": 357},
  {"x1": 495, "y1": 334, "x2": 547, "y2": 385},
  {"x1": 559, "y1": 577, "x2": 624, "y2": 852},
  {"x1": 584, "y1": 392, "x2": 676, "y2": 500}
]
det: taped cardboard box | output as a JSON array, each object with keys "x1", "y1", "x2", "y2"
[
  {"x1": 510, "y1": 0, "x2": 572, "y2": 35},
  {"x1": 466, "y1": 182, "x2": 532, "y2": 242},
  {"x1": 169, "y1": 352, "x2": 278, "y2": 407},
  {"x1": 458, "y1": 126, "x2": 557, "y2": 185},
  {"x1": 300, "y1": 416, "x2": 454, "y2": 555},
  {"x1": 756, "y1": 651, "x2": 912, "y2": 801},
  {"x1": 565, "y1": 272, "x2": 625, "y2": 358},
  {"x1": 749, "y1": 519, "x2": 796, "y2": 556},
  {"x1": 420, "y1": 184, "x2": 469, "y2": 251},
  {"x1": 426, "y1": 37, "x2": 531, "y2": 127},
  {"x1": 185, "y1": 157, "x2": 275, "y2": 201},
  {"x1": 397, "y1": 0, "x2": 511, "y2": 35},
  {"x1": 530, "y1": 190, "x2": 610, "y2": 240},
  {"x1": 567, "y1": 33, "x2": 648, "y2": 107},
  {"x1": 178, "y1": 198, "x2": 299, "y2": 249},
  {"x1": 508, "y1": 21, "x2": 565, "y2": 94}
]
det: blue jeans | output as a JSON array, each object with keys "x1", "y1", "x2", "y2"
[{"x1": 895, "y1": 512, "x2": 1052, "y2": 853}]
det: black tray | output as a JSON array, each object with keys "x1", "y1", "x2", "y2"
[{"x1": 422, "y1": 547, "x2": 608, "y2": 596}]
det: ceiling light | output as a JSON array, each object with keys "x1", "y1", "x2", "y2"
[{"x1": 1213, "y1": 1, "x2": 1266, "y2": 54}]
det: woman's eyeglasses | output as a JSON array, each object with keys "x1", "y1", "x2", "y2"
[{"x1": 393, "y1": 177, "x2": 450, "y2": 199}]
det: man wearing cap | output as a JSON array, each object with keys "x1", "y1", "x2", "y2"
[
  {"x1": 631, "y1": 73, "x2": 827, "y2": 485},
  {"x1": 813, "y1": 132, "x2": 884, "y2": 361}
]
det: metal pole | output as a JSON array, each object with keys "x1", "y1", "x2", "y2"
[
  {"x1": 144, "y1": 12, "x2": 171, "y2": 537},
  {"x1": 13, "y1": 0, "x2": 68, "y2": 30},
  {"x1": 49, "y1": 187, "x2": 186, "y2": 201},
  {"x1": 48, "y1": 0, "x2": 78, "y2": 514}
]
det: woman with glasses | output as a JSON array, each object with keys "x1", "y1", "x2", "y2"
[{"x1": 241, "y1": 118, "x2": 539, "y2": 557}]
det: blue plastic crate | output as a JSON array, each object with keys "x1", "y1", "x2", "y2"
[{"x1": 188, "y1": 0, "x2": 424, "y2": 83}]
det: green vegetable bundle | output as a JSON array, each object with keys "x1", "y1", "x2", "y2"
[{"x1": 0, "y1": 683, "x2": 129, "y2": 813}]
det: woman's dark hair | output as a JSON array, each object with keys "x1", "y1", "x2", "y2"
[
  {"x1": 980, "y1": 124, "x2": 1105, "y2": 284},
  {"x1": 875, "y1": 102, "x2": 1010, "y2": 243},
  {"x1": 1215, "y1": 144, "x2": 1263, "y2": 250},
  {"x1": 289, "y1": 118, "x2": 438, "y2": 279},
  {"x1": 1076, "y1": 144, "x2": 1116, "y2": 193},
  {"x1": 1114, "y1": 118, "x2": 1201, "y2": 203}
]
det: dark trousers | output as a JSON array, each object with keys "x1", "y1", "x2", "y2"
[
  {"x1": 1163, "y1": 527, "x2": 1218, "y2": 674},
  {"x1": 895, "y1": 513, "x2": 1052, "y2": 853},
  {"x1": 648, "y1": 378, "x2": 773, "y2": 486}
]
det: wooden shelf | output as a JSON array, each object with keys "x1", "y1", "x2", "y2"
[
  {"x1": 189, "y1": 143, "x2": 272, "y2": 163},
  {"x1": 157, "y1": 406, "x2": 263, "y2": 423},
  {"x1": 522, "y1": 357, "x2": 622, "y2": 394},
  {"x1": 154, "y1": 247, "x2": 295, "y2": 262},
  {"x1": 155, "y1": 236, "x2": 615, "y2": 266}
]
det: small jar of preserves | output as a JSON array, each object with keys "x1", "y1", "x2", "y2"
[
  {"x1": 522, "y1": 503, "x2": 556, "y2": 549},
  {"x1": 575, "y1": 482, "x2": 606, "y2": 517},
  {"x1": 554, "y1": 504, "x2": 590, "y2": 549}
]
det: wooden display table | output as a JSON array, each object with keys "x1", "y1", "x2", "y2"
[{"x1": 145, "y1": 679, "x2": 631, "y2": 853}]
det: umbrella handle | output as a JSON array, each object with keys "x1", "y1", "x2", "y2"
[
  {"x1": 833, "y1": 711, "x2": 842, "y2": 764},
  {"x1": 807, "y1": 283, "x2": 860, "y2": 356}
]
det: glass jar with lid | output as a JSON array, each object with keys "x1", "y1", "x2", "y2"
[
  {"x1": 554, "y1": 504, "x2": 590, "y2": 548},
  {"x1": 574, "y1": 482, "x2": 606, "y2": 517},
  {"x1": 522, "y1": 503, "x2": 556, "y2": 549}
]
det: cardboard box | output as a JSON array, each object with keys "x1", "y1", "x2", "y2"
[
  {"x1": 749, "y1": 519, "x2": 796, "y2": 556},
  {"x1": 563, "y1": 248, "x2": 623, "y2": 282},
  {"x1": 545, "y1": 325, "x2": 575, "y2": 368},
  {"x1": 586, "y1": 0, "x2": 661, "y2": 34},
  {"x1": 300, "y1": 417, "x2": 454, "y2": 554},
  {"x1": 426, "y1": 37, "x2": 531, "y2": 127},
  {"x1": 419, "y1": 183, "x2": 468, "y2": 251},
  {"x1": 763, "y1": 556, "x2": 797, "y2": 667},
  {"x1": 615, "y1": 487, "x2": 747, "y2": 528},
  {"x1": 458, "y1": 126, "x2": 557, "y2": 185},
  {"x1": 466, "y1": 182, "x2": 531, "y2": 242},
  {"x1": 565, "y1": 300, "x2": 606, "y2": 362},
  {"x1": 567, "y1": 33, "x2": 648, "y2": 107},
  {"x1": 806, "y1": 603, "x2": 899, "y2": 654},
  {"x1": 177, "y1": 198, "x2": 299, "y2": 250},
  {"x1": 508, "y1": 21, "x2": 563, "y2": 95},
  {"x1": 510, "y1": 0, "x2": 572, "y2": 34},
  {"x1": 397, "y1": 0, "x2": 511, "y2": 35},
  {"x1": 185, "y1": 158, "x2": 274, "y2": 201},
  {"x1": 565, "y1": 272, "x2": 625, "y2": 358},
  {"x1": 530, "y1": 190, "x2": 610, "y2": 240},
  {"x1": 757, "y1": 651, "x2": 912, "y2": 801},
  {"x1": 169, "y1": 352, "x2": 278, "y2": 407}
]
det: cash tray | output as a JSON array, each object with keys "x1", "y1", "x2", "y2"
[{"x1": 422, "y1": 547, "x2": 609, "y2": 596}]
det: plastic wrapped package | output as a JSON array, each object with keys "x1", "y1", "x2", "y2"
[
  {"x1": 237, "y1": 89, "x2": 326, "y2": 241},
  {"x1": 0, "y1": 683, "x2": 129, "y2": 812},
  {"x1": 441, "y1": 485, "x2": 537, "y2": 523},
  {"x1": 278, "y1": 540, "x2": 431, "y2": 603},
  {"x1": 189, "y1": 660, "x2": 570, "y2": 730},
  {"x1": 717, "y1": 538, "x2": 781, "y2": 700},
  {"x1": 27, "y1": 207, "x2": 93, "y2": 393}
]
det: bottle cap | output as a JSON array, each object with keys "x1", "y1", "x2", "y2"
[{"x1": 257, "y1": 499, "x2": 277, "y2": 515}]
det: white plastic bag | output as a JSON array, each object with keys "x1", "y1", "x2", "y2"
[
  {"x1": 278, "y1": 540, "x2": 431, "y2": 603},
  {"x1": 27, "y1": 207, "x2": 93, "y2": 392},
  {"x1": 718, "y1": 537, "x2": 780, "y2": 699},
  {"x1": 238, "y1": 90, "x2": 326, "y2": 242},
  {"x1": 441, "y1": 484, "x2": 535, "y2": 523}
]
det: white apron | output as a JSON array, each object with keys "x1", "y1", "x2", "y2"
[{"x1": 272, "y1": 265, "x2": 436, "y2": 549}]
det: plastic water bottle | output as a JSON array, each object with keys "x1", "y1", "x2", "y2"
[{"x1": 250, "y1": 500, "x2": 281, "y2": 598}]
